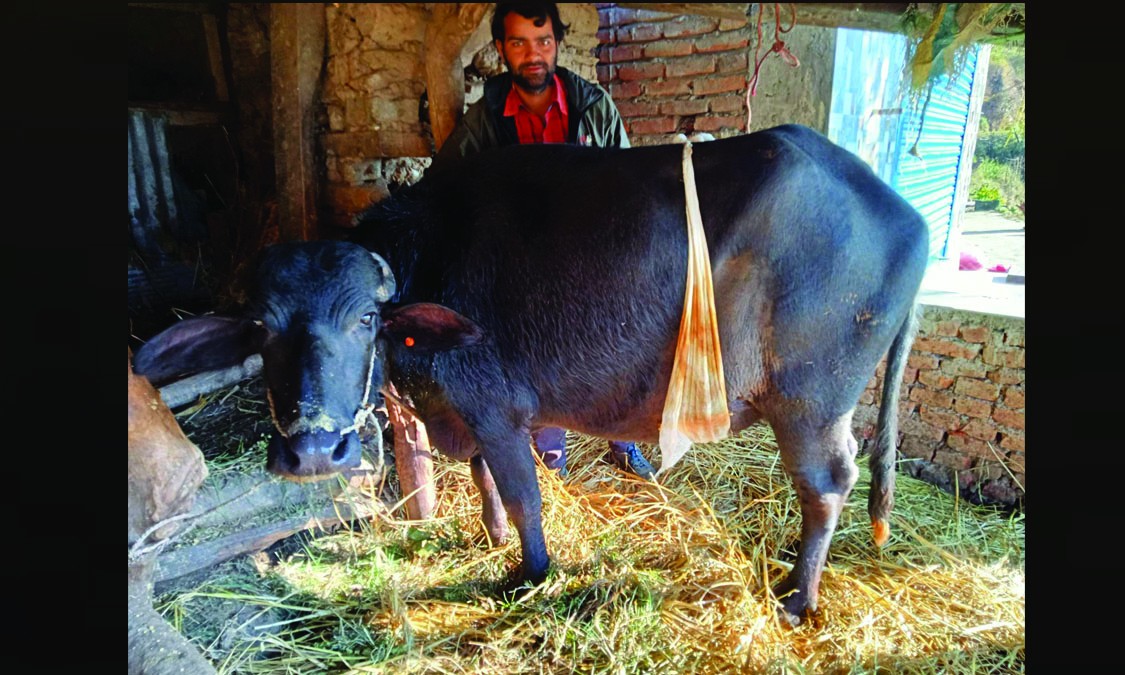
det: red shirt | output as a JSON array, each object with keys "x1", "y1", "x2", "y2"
[{"x1": 503, "y1": 73, "x2": 569, "y2": 145}]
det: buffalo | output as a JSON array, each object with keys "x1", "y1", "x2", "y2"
[{"x1": 134, "y1": 124, "x2": 929, "y2": 625}]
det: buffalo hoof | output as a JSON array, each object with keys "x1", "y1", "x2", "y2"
[
  {"x1": 500, "y1": 566, "x2": 549, "y2": 602},
  {"x1": 773, "y1": 581, "x2": 816, "y2": 628}
]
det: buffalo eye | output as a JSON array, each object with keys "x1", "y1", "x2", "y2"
[{"x1": 359, "y1": 312, "x2": 377, "y2": 328}]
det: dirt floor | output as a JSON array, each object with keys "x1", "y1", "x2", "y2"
[{"x1": 959, "y1": 210, "x2": 1025, "y2": 273}]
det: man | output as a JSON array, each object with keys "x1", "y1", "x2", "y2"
[{"x1": 433, "y1": 2, "x2": 654, "y2": 480}]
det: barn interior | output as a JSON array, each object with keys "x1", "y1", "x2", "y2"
[{"x1": 126, "y1": 5, "x2": 1027, "y2": 673}]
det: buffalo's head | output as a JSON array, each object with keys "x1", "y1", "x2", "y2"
[{"x1": 133, "y1": 241, "x2": 482, "y2": 481}]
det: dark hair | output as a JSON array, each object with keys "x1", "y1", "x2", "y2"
[{"x1": 490, "y1": 3, "x2": 568, "y2": 42}]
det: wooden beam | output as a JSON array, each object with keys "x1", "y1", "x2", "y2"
[
  {"x1": 271, "y1": 3, "x2": 325, "y2": 243},
  {"x1": 424, "y1": 3, "x2": 491, "y2": 152},
  {"x1": 791, "y1": 3, "x2": 913, "y2": 34}
]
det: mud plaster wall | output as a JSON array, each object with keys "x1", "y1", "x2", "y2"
[
  {"x1": 853, "y1": 305, "x2": 1026, "y2": 508},
  {"x1": 594, "y1": 4, "x2": 835, "y2": 146}
]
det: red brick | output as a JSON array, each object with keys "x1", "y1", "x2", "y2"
[
  {"x1": 992, "y1": 408, "x2": 1024, "y2": 431},
  {"x1": 934, "y1": 449, "x2": 972, "y2": 471},
  {"x1": 1000, "y1": 431, "x2": 1024, "y2": 453},
  {"x1": 920, "y1": 406, "x2": 962, "y2": 431},
  {"x1": 982, "y1": 344, "x2": 1024, "y2": 368},
  {"x1": 616, "y1": 99, "x2": 660, "y2": 118},
  {"x1": 644, "y1": 40, "x2": 694, "y2": 58},
  {"x1": 609, "y1": 80, "x2": 643, "y2": 98},
  {"x1": 709, "y1": 94, "x2": 745, "y2": 113},
  {"x1": 1007, "y1": 451, "x2": 1025, "y2": 473},
  {"x1": 901, "y1": 416, "x2": 946, "y2": 442},
  {"x1": 1003, "y1": 387, "x2": 1025, "y2": 409},
  {"x1": 875, "y1": 361, "x2": 887, "y2": 377},
  {"x1": 866, "y1": 375, "x2": 878, "y2": 390},
  {"x1": 597, "y1": 7, "x2": 615, "y2": 29},
  {"x1": 617, "y1": 62, "x2": 665, "y2": 81},
  {"x1": 901, "y1": 436, "x2": 937, "y2": 460},
  {"x1": 716, "y1": 51, "x2": 749, "y2": 74},
  {"x1": 627, "y1": 117, "x2": 676, "y2": 134},
  {"x1": 694, "y1": 33, "x2": 750, "y2": 53},
  {"x1": 665, "y1": 54, "x2": 717, "y2": 78},
  {"x1": 610, "y1": 8, "x2": 672, "y2": 26},
  {"x1": 858, "y1": 390, "x2": 874, "y2": 405},
  {"x1": 660, "y1": 98, "x2": 709, "y2": 115},
  {"x1": 987, "y1": 368, "x2": 1023, "y2": 385},
  {"x1": 962, "y1": 418, "x2": 998, "y2": 442},
  {"x1": 694, "y1": 113, "x2": 744, "y2": 132},
  {"x1": 910, "y1": 387, "x2": 954, "y2": 409},
  {"x1": 954, "y1": 378, "x2": 1000, "y2": 401},
  {"x1": 644, "y1": 77, "x2": 693, "y2": 96},
  {"x1": 607, "y1": 44, "x2": 644, "y2": 62},
  {"x1": 719, "y1": 17, "x2": 749, "y2": 30},
  {"x1": 1004, "y1": 329, "x2": 1025, "y2": 347},
  {"x1": 662, "y1": 15, "x2": 719, "y2": 38},
  {"x1": 935, "y1": 320, "x2": 960, "y2": 337},
  {"x1": 954, "y1": 397, "x2": 992, "y2": 419},
  {"x1": 946, "y1": 433, "x2": 994, "y2": 458},
  {"x1": 597, "y1": 28, "x2": 615, "y2": 43},
  {"x1": 913, "y1": 337, "x2": 981, "y2": 360},
  {"x1": 917, "y1": 370, "x2": 954, "y2": 389},
  {"x1": 693, "y1": 73, "x2": 746, "y2": 95},
  {"x1": 940, "y1": 359, "x2": 988, "y2": 379},
  {"x1": 908, "y1": 353, "x2": 940, "y2": 370},
  {"x1": 596, "y1": 64, "x2": 614, "y2": 84},
  {"x1": 958, "y1": 325, "x2": 991, "y2": 343},
  {"x1": 618, "y1": 22, "x2": 663, "y2": 43}
]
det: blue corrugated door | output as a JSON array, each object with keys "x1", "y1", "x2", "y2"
[{"x1": 829, "y1": 29, "x2": 989, "y2": 264}]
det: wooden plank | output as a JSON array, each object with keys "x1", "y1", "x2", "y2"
[
  {"x1": 271, "y1": 4, "x2": 326, "y2": 243},
  {"x1": 201, "y1": 13, "x2": 229, "y2": 102},
  {"x1": 153, "y1": 503, "x2": 375, "y2": 588},
  {"x1": 424, "y1": 3, "x2": 491, "y2": 152}
]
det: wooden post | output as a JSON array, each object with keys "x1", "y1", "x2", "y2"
[
  {"x1": 270, "y1": 3, "x2": 325, "y2": 242},
  {"x1": 424, "y1": 3, "x2": 490, "y2": 152}
]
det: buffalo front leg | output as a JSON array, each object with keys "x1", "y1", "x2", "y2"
[
  {"x1": 771, "y1": 413, "x2": 860, "y2": 626},
  {"x1": 388, "y1": 399, "x2": 436, "y2": 521},
  {"x1": 476, "y1": 425, "x2": 550, "y2": 586},
  {"x1": 470, "y1": 454, "x2": 510, "y2": 546}
]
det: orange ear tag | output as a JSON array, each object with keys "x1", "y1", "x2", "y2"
[{"x1": 404, "y1": 336, "x2": 415, "y2": 347}]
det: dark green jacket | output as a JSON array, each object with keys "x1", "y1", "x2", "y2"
[{"x1": 434, "y1": 66, "x2": 629, "y2": 166}]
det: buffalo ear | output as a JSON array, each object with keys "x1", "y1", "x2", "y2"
[
  {"x1": 133, "y1": 315, "x2": 267, "y2": 387},
  {"x1": 381, "y1": 303, "x2": 484, "y2": 352}
]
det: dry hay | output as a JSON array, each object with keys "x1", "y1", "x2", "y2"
[{"x1": 160, "y1": 406, "x2": 1024, "y2": 674}]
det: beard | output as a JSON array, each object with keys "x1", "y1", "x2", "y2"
[{"x1": 509, "y1": 60, "x2": 555, "y2": 94}]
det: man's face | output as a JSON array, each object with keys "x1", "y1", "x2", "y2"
[{"x1": 496, "y1": 12, "x2": 558, "y2": 94}]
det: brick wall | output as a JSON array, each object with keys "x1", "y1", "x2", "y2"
[
  {"x1": 853, "y1": 305, "x2": 1025, "y2": 507},
  {"x1": 594, "y1": 4, "x2": 836, "y2": 145}
]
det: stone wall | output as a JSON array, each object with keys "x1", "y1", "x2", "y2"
[
  {"x1": 853, "y1": 305, "x2": 1026, "y2": 507},
  {"x1": 593, "y1": 4, "x2": 835, "y2": 146}
]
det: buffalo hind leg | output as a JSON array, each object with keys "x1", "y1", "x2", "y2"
[
  {"x1": 771, "y1": 412, "x2": 859, "y2": 626},
  {"x1": 470, "y1": 455, "x2": 510, "y2": 546}
]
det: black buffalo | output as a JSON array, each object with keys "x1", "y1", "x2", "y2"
[{"x1": 133, "y1": 124, "x2": 929, "y2": 625}]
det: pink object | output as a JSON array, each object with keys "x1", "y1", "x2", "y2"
[
  {"x1": 959, "y1": 250, "x2": 984, "y2": 271},
  {"x1": 987, "y1": 263, "x2": 1010, "y2": 273}
]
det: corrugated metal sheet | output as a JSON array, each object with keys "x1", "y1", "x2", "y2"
[
  {"x1": 128, "y1": 109, "x2": 213, "y2": 328},
  {"x1": 891, "y1": 45, "x2": 983, "y2": 260},
  {"x1": 829, "y1": 29, "x2": 988, "y2": 263}
]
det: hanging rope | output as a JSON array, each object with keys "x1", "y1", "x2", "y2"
[{"x1": 745, "y1": 3, "x2": 800, "y2": 129}]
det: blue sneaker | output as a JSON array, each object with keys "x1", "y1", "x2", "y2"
[{"x1": 609, "y1": 443, "x2": 656, "y2": 480}]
